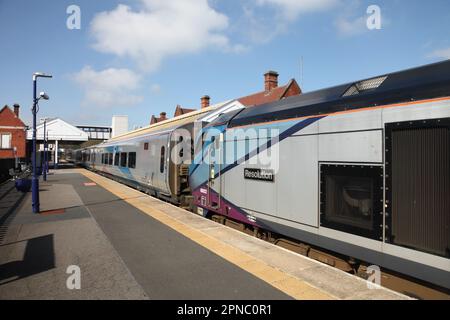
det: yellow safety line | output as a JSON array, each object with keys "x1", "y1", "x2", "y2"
[{"x1": 79, "y1": 169, "x2": 335, "y2": 300}]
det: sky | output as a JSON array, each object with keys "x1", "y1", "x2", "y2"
[{"x1": 0, "y1": 0, "x2": 449, "y2": 129}]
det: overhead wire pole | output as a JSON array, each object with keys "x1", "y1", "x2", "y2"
[{"x1": 32, "y1": 72, "x2": 52, "y2": 213}]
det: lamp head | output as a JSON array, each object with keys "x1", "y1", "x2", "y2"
[
  {"x1": 33, "y1": 72, "x2": 53, "y2": 79},
  {"x1": 39, "y1": 92, "x2": 49, "y2": 100}
]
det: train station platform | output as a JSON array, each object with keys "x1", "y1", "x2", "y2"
[{"x1": 0, "y1": 168, "x2": 409, "y2": 300}]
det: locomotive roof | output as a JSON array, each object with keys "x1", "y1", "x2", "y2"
[{"x1": 228, "y1": 60, "x2": 450, "y2": 128}]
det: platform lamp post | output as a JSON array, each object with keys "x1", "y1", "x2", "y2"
[
  {"x1": 40, "y1": 117, "x2": 51, "y2": 181},
  {"x1": 32, "y1": 72, "x2": 52, "y2": 213}
]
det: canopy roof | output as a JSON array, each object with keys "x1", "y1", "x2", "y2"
[{"x1": 26, "y1": 118, "x2": 88, "y2": 141}]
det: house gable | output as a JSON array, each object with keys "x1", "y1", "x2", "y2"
[
  {"x1": 174, "y1": 105, "x2": 196, "y2": 117},
  {"x1": 238, "y1": 79, "x2": 301, "y2": 107},
  {"x1": 0, "y1": 105, "x2": 26, "y2": 127}
]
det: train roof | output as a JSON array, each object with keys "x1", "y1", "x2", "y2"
[
  {"x1": 228, "y1": 60, "x2": 450, "y2": 128},
  {"x1": 105, "y1": 101, "x2": 228, "y2": 144}
]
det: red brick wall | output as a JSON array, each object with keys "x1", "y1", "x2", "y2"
[
  {"x1": 283, "y1": 81, "x2": 302, "y2": 98},
  {"x1": 0, "y1": 106, "x2": 27, "y2": 159},
  {"x1": 0, "y1": 128, "x2": 26, "y2": 158},
  {"x1": 174, "y1": 107, "x2": 183, "y2": 117}
]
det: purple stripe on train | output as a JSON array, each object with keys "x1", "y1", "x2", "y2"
[{"x1": 192, "y1": 185, "x2": 260, "y2": 228}]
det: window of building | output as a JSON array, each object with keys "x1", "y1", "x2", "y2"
[
  {"x1": 144, "y1": 142, "x2": 149, "y2": 150},
  {"x1": 160, "y1": 146, "x2": 165, "y2": 173},
  {"x1": 128, "y1": 152, "x2": 136, "y2": 168},
  {"x1": 114, "y1": 152, "x2": 119, "y2": 166},
  {"x1": 108, "y1": 153, "x2": 113, "y2": 165},
  {"x1": 120, "y1": 152, "x2": 127, "y2": 167},
  {"x1": 0, "y1": 133, "x2": 11, "y2": 149}
]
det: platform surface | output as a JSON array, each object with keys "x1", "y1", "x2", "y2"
[{"x1": 0, "y1": 168, "x2": 409, "y2": 300}]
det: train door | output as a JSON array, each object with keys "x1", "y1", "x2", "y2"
[
  {"x1": 156, "y1": 134, "x2": 171, "y2": 194},
  {"x1": 207, "y1": 134, "x2": 222, "y2": 209}
]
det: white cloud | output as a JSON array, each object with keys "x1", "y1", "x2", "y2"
[
  {"x1": 240, "y1": 6, "x2": 285, "y2": 44},
  {"x1": 90, "y1": 0, "x2": 238, "y2": 72},
  {"x1": 428, "y1": 47, "x2": 450, "y2": 60},
  {"x1": 335, "y1": 15, "x2": 367, "y2": 37},
  {"x1": 150, "y1": 83, "x2": 161, "y2": 94},
  {"x1": 256, "y1": 0, "x2": 339, "y2": 21},
  {"x1": 241, "y1": 0, "x2": 339, "y2": 43},
  {"x1": 73, "y1": 66, "x2": 143, "y2": 108},
  {"x1": 333, "y1": 1, "x2": 385, "y2": 37}
]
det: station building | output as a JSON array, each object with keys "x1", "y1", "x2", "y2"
[{"x1": 25, "y1": 115, "x2": 128, "y2": 167}]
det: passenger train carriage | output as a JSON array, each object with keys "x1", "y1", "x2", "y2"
[
  {"x1": 77, "y1": 105, "x2": 220, "y2": 207},
  {"x1": 189, "y1": 61, "x2": 450, "y2": 291}
]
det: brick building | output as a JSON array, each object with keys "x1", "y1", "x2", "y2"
[
  {"x1": 237, "y1": 71, "x2": 301, "y2": 107},
  {"x1": 149, "y1": 70, "x2": 301, "y2": 124},
  {"x1": 150, "y1": 112, "x2": 168, "y2": 125},
  {"x1": 174, "y1": 105, "x2": 197, "y2": 118},
  {"x1": 0, "y1": 104, "x2": 27, "y2": 159}
]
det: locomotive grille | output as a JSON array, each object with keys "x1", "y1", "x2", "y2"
[{"x1": 388, "y1": 120, "x2": 450, "y2": 258}]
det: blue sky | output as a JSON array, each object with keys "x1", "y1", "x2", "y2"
[{"x1": 1, "y1": 0, "x2": 449, "y2": 128}]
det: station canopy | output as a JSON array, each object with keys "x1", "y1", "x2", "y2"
[{"x1": 26, "y1": 118, "x2": 88, "y2": 142}]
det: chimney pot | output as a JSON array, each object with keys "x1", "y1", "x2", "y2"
[
  {"x1": 201, "y1": 95, "x2": 210, "y2": 109},
  {"x1": 160, "y1": 112, "x2": 167, "y2": 120},
  {"x1": 264, "y1": 70, "x2": 279, "y2": 91},
  {"x1": 13, "y1": 103, "x2": 20, "y2": 117}
]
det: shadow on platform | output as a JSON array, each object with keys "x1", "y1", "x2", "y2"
[{"x1": 0, "y1": 234, "x2": 55, "y2": 285}]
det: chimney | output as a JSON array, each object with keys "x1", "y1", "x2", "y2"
[
  {"x1": 201, "y1": 95, "x2": 210, "y2": 109},
  {"x1": 160, "y1": 112, "x2": 167, "y2": 121},
  {"x1": 264, "y1": 71, "x2": 279, "y2": 92},
  {"x1": 13, "y1": 103, "x2": 20, "y2": 117}
]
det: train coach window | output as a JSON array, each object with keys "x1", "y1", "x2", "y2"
[
  {"x1": 128, "y1": 152, "x2": 136, "y2": 169},
  {"x1": 101, "y1": 153, "x2": 105, "y2": 164},
  {"x1": 160, "y1": 146, "x2": 165, "y2": 173},
  {"x1": 114, "y1": 152, "x2": 119, "y2": 166},
  {"x1": 108, "y1": 153, "x2": 113, "y2": 165},
  {"x1": 320, "y1": 164, "x2": 383, "y2": 240},
  {"x1": 120, "y1": 152, "x2": 127, "y2": 167}
]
